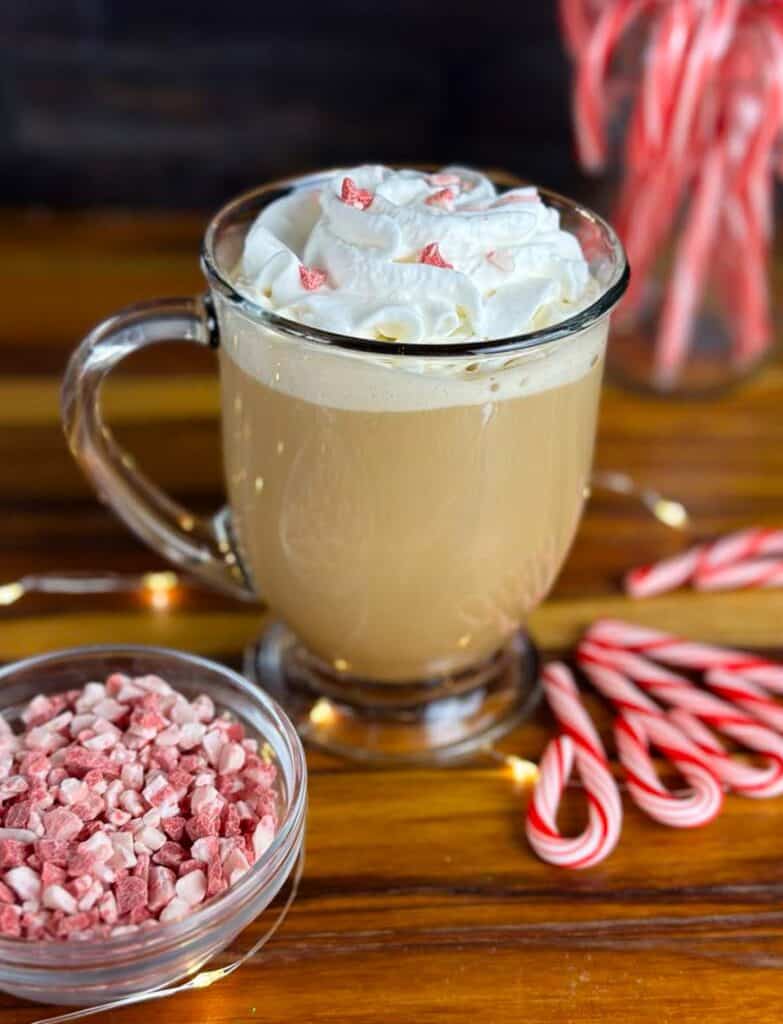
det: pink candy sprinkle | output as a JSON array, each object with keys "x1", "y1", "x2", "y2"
[
  {"x1": 340, "y1": 176, "x2": 373, "y2": 210},
  {"x1": 298, "y1": 265, "x2": 328, "y2": 291},
  {"x1": 0, "y1": 674, "x2": 279, "y2": 941},
  {"x1": 419, "y1": 243, "x2": 453, "y2": 270}
]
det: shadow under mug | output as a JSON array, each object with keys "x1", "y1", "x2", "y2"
[{"x1": 62, "y1": 170, "x2": 629, "y2": 764}]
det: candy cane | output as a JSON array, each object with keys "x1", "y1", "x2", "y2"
[
  {"x1": 654, "y1": 141, "x2": 726, "y2": 386},
  {"x1": 668, "y1": 0, "x2": 742, "y2": 162},
  {"x1": 586, "y1": 619, "x2": 783, "y2": 689},
  {"x1": 525, "y1": 663, "x2": 622, "y2": 869},
  {"x1": 635, "y1": 0, "x2": 695, "y2": 162},
  {"x1": 577, "y1": 640, "x2": 783, "y2": 796},
  {"x1": 667, "y1": 707, "x2": 783, "y2": 799},
  {"x1": 697, "y1": 527, "x2": 783, "y2": 575},
  {"x1": 573, "y1": 0, "x2": 652, "y2": 171},
  {"x1": 578, "y1": 660, "x2": 723, "y2": 825},
  {"x1": 559, "y1": 0, "x2": 601, "y2": 56},
  {"x1": 580, "y1": 651, "x2": 783, "y2": 798},
  {"x1": 705, "y1": 669, "x2": 783, "y2": 732},
  {"x1": 694, "y1": 558, "x2": 783, "y2": 592},
  {"x1": 625, "y1": 544, "x2": 706, "y2": 599},
  {"x1": 614, "y1": 712, "x2": 723, "y2": 827},
  {"x1": 625, "y1": 527, "x2": 783, "y2": 598},
  {"x1": 720, "y1": 16, "x2": 781, "y2": 367}
]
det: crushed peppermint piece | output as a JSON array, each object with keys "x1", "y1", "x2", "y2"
[
  {"x1": 0, "y1": 673, "x2": 279, "y2": 940},
  {"x1": 487, "y1": 249, "x2": 515, "y2": 272},
  {"x1": 424, "y1": 188, "x2": 456, "y2": 210},
  {"x1": 428, "y1": 172, "x2": 460, "y2": 187},
  {"x1": 419, "y1": 243, "x2": 453, "y2": 270},
  {"x1": 492, "y1": 188, "x2": 538, "y2": 206},
  {"x1": 298, "y1": 265, "x2": 327, "y2": 291},
  {"x1": 340, "y1": 176, "x2": 374, "y2": 210}
]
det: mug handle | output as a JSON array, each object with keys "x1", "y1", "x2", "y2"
[{"x1": 61, "y1": 295, "x2": 256, "y2": 602}]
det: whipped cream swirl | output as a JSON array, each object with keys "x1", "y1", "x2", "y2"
[{"x1": 235, "y1": 165, "x2": 595, "y2": 343}]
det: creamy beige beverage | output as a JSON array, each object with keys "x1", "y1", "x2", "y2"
[{"x1": 222, "y1": 165, "x2": 607, "y2": 682}]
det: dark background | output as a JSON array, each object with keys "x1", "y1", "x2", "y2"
[{"x1": 1, "y1": 0, "x2": 587, "y2": 211}]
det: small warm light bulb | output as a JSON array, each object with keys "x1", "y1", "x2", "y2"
[
  {"x1": 505, "y1": 756, "x2": 539, "y2": 786},
  {"x1": 309, "y1": 698, "x2": 337, "y2": 727},
  {"x1": 142, "y1": 571, "x2": 178, "y2": 611},
  {"x1": 149, "y1": 589, "x2": 172, "y2": 610},
  {"x1": 192, "y1": 968, "x2": 225, "y2": 989},
  {"x1": 0, "y1": 582, "x2": 24, "y2": 606},
  {"x1": 142, "y1": 571, "x2": 178, "y2": 592},
  {"x1": 652, "y1": 498, "x2": 689, "y2": 530}
]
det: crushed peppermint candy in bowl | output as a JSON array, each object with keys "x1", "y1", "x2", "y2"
[{"x1": 0, "y1": 646, "x2": 306, "y2": 1006}]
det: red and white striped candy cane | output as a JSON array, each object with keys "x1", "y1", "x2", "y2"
[
  {"x1": 559, "y1": 0, "x2": 602, "y2": 56},
  {"x1": 586, "y1": 619, "x2": 783, "y2": 689},
  {"x1": 577, "y1": 640, "x2": 783, "y2": 796},
  {"x1": 625, "y1": 526, "x2": 783, "y2": 598},
  {"x1": 632, "y1": 0, "x2": 695, "y2": 167},
  {"x1": 667, "y1": 707, "x2": 783, "y2": 799},
  {"x1": 577, "y1": 657, "x2": 660, "y2": 716},
  {"x1": 705, "y1": 669, "x2": 783, "y2": 733},
  {"x1": 723, "y1": 16, "x2": 782, "y2": 366},
  {"x1": 624, "y1": 544, "x2": 707, "y2": 599},
  {"x1": 655, "y1": 141, "x2": 726, "y2": 385},
  {"x1": 579, "y1": 651, "x2": 783, "y2": 798},
  {"x1": 668, "y1": 0, "x2": 742, "y2": 162},
  {"x1": 696, "y1": 527, "x2": 783, "y2": 576},
  {"x1": 573, "y1": 0, "x2": 652, "y2": 171},
  {"x1": 614, "y1": 712, "x2": 723, "y2": 827},
  {"x1": 625, "y1": 1, "x2": 693, "y2": 173},
  {"x1": 579, "y1": 658, "x2": 723, "y2": 823},
  {"x1": 525, "y1": 663, "x2": 622, "y2": 869},
  {"x1": 694, "y1": 558, "x2": 783, "y2": 592}
]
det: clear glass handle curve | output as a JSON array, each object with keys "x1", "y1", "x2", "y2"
[{"x1": 61, "y1": 295, "x2": 256, "y2": 602}]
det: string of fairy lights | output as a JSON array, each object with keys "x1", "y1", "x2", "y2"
[{"x1": 0, "y1": 473, "x2": 688, "y2": 1017}]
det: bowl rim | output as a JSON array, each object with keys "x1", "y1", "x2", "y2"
[{"x1": 0, "y1": 644, "x2": 307, "y2": 961}]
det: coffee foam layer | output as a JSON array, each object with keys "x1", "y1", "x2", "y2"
[{"x1": 220, "y1": 302, "x2": 609, "y2": 413}]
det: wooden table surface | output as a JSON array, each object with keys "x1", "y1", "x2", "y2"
[{"x1": 2, "y1": 209, "x2": 783, "y2": 1023}]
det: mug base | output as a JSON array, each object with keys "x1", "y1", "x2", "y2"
[{"x1": 243, "y1": 623, "x2": 541, "y2": 765}]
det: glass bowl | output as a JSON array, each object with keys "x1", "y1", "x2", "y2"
[{"x1": 0, "y1": 646, "x2": 307, "y2": 1006}]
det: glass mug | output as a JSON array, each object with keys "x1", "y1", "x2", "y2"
[{"x1": 62, "y1": 171, "x2": 628, "y2": 764}]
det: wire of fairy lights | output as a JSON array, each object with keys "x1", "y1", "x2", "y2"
[{"x1": 0, "y1": 571, "x2": 181, "y2": 612}]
